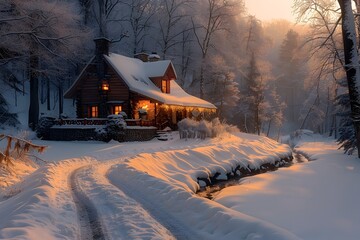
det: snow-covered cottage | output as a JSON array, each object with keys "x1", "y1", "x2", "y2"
[{"x1": 64, "y1": 38, "x2": 216, "y2": 129}]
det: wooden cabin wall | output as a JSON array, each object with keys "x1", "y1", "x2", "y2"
[
  {"x1": 75, "y1": 62, "x2": 131, "y2": 117},
  {"x1": 106, "y1": 66, "x2": 130, "y2": 114}
]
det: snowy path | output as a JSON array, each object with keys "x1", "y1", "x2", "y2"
[
  {"x1": 72, "y1": 162, "x2": 176, "y2": 240},
  {"x1": 107, "y1": 166, "x2": 201, "y2": 240},
  {"x1": 69, "y1": 167, "x2": 108, "y2": 240}
]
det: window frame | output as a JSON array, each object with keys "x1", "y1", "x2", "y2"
[
  {"x1": 161, "y1": 80, "x2": 167, "y2": 93},
  {"x1": 113, "y1": 105, "x2": 122, "y2": 115},
  {"x1": 90, "y1": 106, "x2": 98, "y2": 118}
]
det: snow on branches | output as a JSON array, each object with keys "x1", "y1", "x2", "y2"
[{"x1": 0, "y1": 134, "x2": 46, "y2": 167}]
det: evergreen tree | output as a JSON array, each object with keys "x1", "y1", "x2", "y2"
[
  {"x1": 205, "y1": 55, "x2": 240, "y2": 121},
  {"x1": 336, "y1": 77, "x2": 356, "y2": 154},
  {"x1": 0, "y1": 93, "x2": 19, "y2": 127},
  {"x1": 277, "y1": 29, "x2": 305, "y2": 126},
  {"x1": 338, "y1": 0, "x2": 360, "y2": 157},
  {"x1": 337, "y1": 92, "x2": 356, "y2": 154},
  {"x1": 238, "y1": 52, "x2": 262, "y2": 133}
]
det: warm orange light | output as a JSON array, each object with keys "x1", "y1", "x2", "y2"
[
  {"x1": 114, "y1": 105, "x2": 122, "y2": 115},
  {"x1": 91, "y1": 106, "x2": 98, "y2": 117},
  {"x1": 101, "y1": 80, "x2": 109, "y2": 91},
  {"x1": 161, "y1": 80, "x2": 167, "y2": 93}
]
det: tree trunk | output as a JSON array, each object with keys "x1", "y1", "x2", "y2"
[
  {"x1": 58, "y1": 84, "x2": 63, "y2": 117},
  {"x1": 266, "y1": 119, "x2": 272, "y2": 137},
  {"x1": 28, "y1": 53, "x2": 39, "y2": 130},
  {"x1": 338, "y1": 0, "x2": 360, "y2": 158},
  {"x1": 47, "y1": 77, "x2": 50, "y2": 111},
  {"x1": 200, "y1": 57, "x2": 205, "y2": 99}
]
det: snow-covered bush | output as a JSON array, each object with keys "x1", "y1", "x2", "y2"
[
  {"x1": 198, "y1": 120, "x2": 211, "y2": 139},
  {"x1": 178, "y1": 118, "x2": 199, "y2": 139},
  {"x1": 119, "y1": 111, "x2": 128, "y2": 119},
  {"x1": 178, "y1": 118, "x2": 238, "y2": 139},
  {"x1": 36, "y1": 117, "x2": 56, "y2": 139},
  {"x1": 97, "y1": 115, "x2": 126, "y2": 142}
]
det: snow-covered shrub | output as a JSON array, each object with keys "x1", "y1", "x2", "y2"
[
  {"x1": 211, "y1": 118, "x2": 225, "y2": 137},
  {"x1": 36, "y1": 117, "x2": 55, "y2": 139},
  {"x1": 198, "y1": 120, "x2": 212, "y2": 139},
  {"x1": 178, "y1": 118, "x2": 199, "y2": 139},
  {"x1": 211, "y1": 118, "x2": 239, "y2": 138},
  {"x1": 97, "y1": 115, "x2": 126, "y2": 142},
  {"x1": 119, "y1": 111, "x2": 128, "y2": 119},
  {"x1": 178, "y1": 118, "x2": 238, "y2": 139}
]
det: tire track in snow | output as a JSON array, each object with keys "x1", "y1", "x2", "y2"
[
  {"x1": 70, "y1": 167, "x2": 108, "y2": 240},
  {"x1": 107, "y1": 169, "x2": 200, "y2": 240}
]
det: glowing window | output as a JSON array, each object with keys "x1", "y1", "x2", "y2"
[
  {"x1": 90, "y1": 106, "x2": 98, "y2": 118},
  {"x1": 114, "y1": 105, "x2": 122, "y2": 115},
  {"x1": 161, "y1": 80, "x2": 167, "y2": 93}
]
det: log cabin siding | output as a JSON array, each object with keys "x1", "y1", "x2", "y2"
[
  {"x1": 106, "y1": 66, "x2": 129, "y2": 102},
  {"x1": 70, "y1": 59, "x2": 132, "y2": 118}
]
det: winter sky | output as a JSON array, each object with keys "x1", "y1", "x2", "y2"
[{"x1": 244, "y1": 0, "x2": 296, "y2": 22}]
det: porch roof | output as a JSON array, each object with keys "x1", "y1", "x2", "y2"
[{"x1": 104, "y1": 53, "x2": 216, "y2": 109}]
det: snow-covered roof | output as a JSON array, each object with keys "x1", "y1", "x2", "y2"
[
  {"x1": 143, "y1": 60, "x2": 175, "y2": 78},
  {"x1": 104, "y1": 53, "x2": 216, "y2": 109}
]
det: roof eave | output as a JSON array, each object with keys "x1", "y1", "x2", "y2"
[{"x1": 64, "y1": 56, "x2": 96, "y2": 98}]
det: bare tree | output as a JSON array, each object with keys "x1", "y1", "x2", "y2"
[
  {"x1": 157, "y1": 0, "x2": 192, "y2": 59},
  {"x1": 122, "y1": 0, "x2": 158, "y2": 54},
  {"x1": 0, "y1": 0, "x2": 90, "y2": 129},
  {"x1": 192, "y1": 0, "x2": 238, "y2": 99}
]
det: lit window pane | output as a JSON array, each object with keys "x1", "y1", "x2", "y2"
[
  {"x1": 114, "y1": 105, "x2": 122, "y2": 115},
  {"x1": 91, "y1": 106, "x2": 98, "y2": 117},
  {"x1": 162, "y1": 80, "x2": 167, "y2": 93}
]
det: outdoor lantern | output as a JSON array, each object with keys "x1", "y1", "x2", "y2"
[{"x1": 101, "y1": 80, "x2": 109, "y2": 91}]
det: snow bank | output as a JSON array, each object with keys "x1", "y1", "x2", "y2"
[
  {"x1": 0, "y1": 158, "x2": 94, "y2": 240},
  {"x1": 214, "y1": 135, "x2": 360, "y2": 240},
  {"x1": 0, "y1": 160, "x2": 37, "y2": 190},
  {"x1": 120, "y1": 132, "x2": 291, "y2": 193},
  {"x1": 108, "y1": 133, "x2": 298, "y2": 239}
]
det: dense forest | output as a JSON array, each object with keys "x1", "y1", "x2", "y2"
[{"x1": 1, "y1": 0, "x2": 360, "y2": 154}]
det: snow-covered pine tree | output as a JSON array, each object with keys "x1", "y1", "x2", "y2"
[
  {"x1": 0, "y1": 93, "x2": 18, "y2": 127},
  {"x1": 338, "y1": 0, "x2": 360, "y2": 158},
  {"x1": 336, "y1": 77, "x2": 356, "y2": 154},
  {"x1": 204, "y1": 55, "x2": 240, "y2": 122},
  {"x1": 238, "y1": 52, "x2": 261, "y2": 134}
]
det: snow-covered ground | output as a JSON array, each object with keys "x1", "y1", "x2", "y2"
[
  {"x1": 1, "y1": 130, "x2": 359, "y2": 239},
  {"x1": 214, "y1": 134, "x2": 360, "y2": 240}
]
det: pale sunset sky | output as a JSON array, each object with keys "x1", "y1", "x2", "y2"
[{"x1": 244, "y1": 0, "x2": 296, "y2": 22}]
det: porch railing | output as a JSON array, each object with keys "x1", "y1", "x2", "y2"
[
  {"x1": 56, "y1": 118, "x2": 156, "y2": 127},
  {"x1": 57, "y1": 118, "x2": 108, "y2": 125}
]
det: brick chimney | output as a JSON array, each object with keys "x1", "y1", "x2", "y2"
[
  {"x1": 134, "y1": 52, "x2": 149, "y2": 62},
  {"x1": 148, "y1": 52, "x2": 160, "y2": 62},
  {"x1": 94, "y1": 37, "x2": 110, "y2": 57}
]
